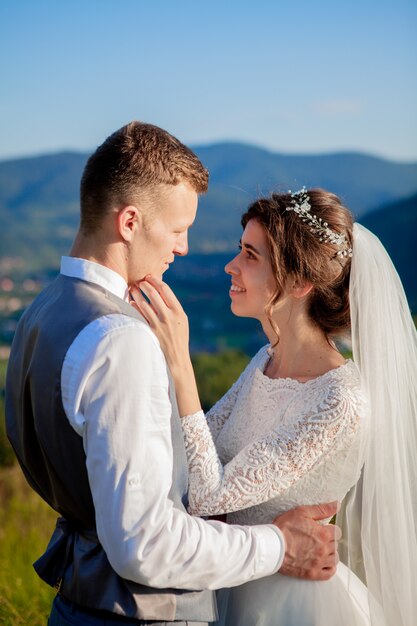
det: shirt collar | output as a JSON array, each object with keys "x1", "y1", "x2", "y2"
[{"x1": 60, "y1": 256, "x2": 130, "y2": 302}]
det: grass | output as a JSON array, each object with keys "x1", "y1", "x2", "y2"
[{"x1": 0, "y1": 465, "x2": 56, "y2": 625}]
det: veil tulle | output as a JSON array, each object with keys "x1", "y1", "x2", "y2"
[{"x1": 338, "y1": 224, "x2": 417, "y2": 625}]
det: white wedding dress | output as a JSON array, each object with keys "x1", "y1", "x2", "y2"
[{"x1": 181, "y1": 345, "x2": 373, "y2": 626}]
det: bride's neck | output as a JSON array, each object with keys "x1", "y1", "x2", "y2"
[{"x1": 261, "y1": 311, "x2": 343, "y2": 381}]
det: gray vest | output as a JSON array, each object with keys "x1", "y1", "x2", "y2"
[{"x1": 6, "y1": 274, "x2": 217, "y2": 622}]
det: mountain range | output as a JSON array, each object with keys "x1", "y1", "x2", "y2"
[{"x1": 0, "y1": 143, "x2": 416, "y2": 310}]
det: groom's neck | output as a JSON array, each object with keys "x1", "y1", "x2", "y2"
[{"x1": 70, "y1": 230, "x2": 129, "y2": 283}]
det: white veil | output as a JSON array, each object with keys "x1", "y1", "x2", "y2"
[{"x1": 338, "y1": 224, "x2": 417, "y2": 625}]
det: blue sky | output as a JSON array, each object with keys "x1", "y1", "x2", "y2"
[{"x1": 1, "y1": 0, "x2": 416, "y2": 162}]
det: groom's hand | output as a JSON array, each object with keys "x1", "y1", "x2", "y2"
[{"x1": 273, "y1": 501, "x2": 341, "y2": 581}]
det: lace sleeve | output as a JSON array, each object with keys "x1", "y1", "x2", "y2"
[
  {"x1": 182, "y1": 375, "x2": 364, "y2": 516},
  {"x1": 205, "y1": 346, "x2": 268, "y2": 443}
]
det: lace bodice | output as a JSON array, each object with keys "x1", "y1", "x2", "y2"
[{"x1": 182, "y1": 346, "x2": 368, "y2": 525}]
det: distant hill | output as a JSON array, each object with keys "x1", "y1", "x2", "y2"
[
  {"x1": 360, "y1": 193, "x2": 417, "y2": 311},
  {"x1": 195, "y1": 143, "x2": 417, "y2": 214},
  {"x1": 0, "y1": 143, "x2": 416, "y2": 267},
  {"x1": 0, "y1": 152, "x2": 85, "y2": 267}
]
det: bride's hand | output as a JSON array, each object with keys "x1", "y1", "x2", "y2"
[
  {"x1": 130, "y1": 276, "x2": 190, "y2": 373},
  {"x1": 131, "y1": 276, "x2": 202, "y2": 417}
]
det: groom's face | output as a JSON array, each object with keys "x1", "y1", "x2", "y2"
[{"x1": 129, "y1": 181, "x2": 198, "y2": 283}]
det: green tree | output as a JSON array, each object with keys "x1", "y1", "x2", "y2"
[{"x1": 192, "y1": 349, "x2": 249, "y2": 411}]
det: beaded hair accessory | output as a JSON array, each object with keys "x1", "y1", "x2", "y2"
[{"x1": 286, "y1": 187, "x2": 353, "y2": 258}]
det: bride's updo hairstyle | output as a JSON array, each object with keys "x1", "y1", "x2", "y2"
[{"x1": 241, "y1": 189, "x2": 354, "y2": 339}]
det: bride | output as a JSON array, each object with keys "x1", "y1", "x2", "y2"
[{"x1": 132, "y1": 188, "x2": 417, "y2": 625}]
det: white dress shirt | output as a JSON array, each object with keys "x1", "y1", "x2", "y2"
[{"x1": 60, "y1": 256, "x2": 285, "y2": 590}]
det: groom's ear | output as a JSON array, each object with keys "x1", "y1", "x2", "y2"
[{"x1": 117, "y1": 205, "x2": 142, "y2": 242}]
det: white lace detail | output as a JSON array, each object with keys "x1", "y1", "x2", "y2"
[{"x1": 181, "y1": 346, "x2": 368, "y2": 522}]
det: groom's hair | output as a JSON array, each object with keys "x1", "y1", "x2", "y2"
[{"x1": 80, "y1": 121, "x2": 209, "y2": 234}]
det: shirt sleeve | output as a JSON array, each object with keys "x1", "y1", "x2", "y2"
[
  {"x1": 61, "y1": 315, "x2": 285, "y2": 590},
  {"x1": 181, "y1": 376, "x2": 364, "y2": 516}
]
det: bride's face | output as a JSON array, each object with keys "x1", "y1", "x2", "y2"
[{"x1": 225, "y1": 219, "x2": 279, "y2": 320}]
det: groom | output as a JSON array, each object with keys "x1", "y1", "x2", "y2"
[{"x1": 6, "y1": 121, "x2": 340, "y2": 626}]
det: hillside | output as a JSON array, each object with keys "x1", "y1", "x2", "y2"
[
  {"x1": 1, "y1": 144, "x2": 416, "y2": 266},
  {"x1": 361, "y1": 193, "x2": 417, "y2": 311}
]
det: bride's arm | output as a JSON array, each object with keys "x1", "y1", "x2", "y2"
[
  {"x1": 130, "y1": 276, "x2": 252, "y2": 442},
  {"x1": 182, "y1": 381, "x2": 364, "y2": 516}
]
